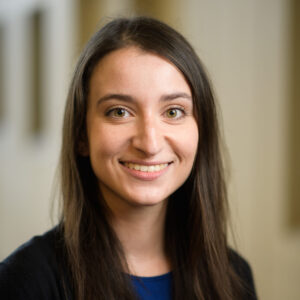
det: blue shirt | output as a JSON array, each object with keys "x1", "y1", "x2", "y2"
[{"x1": 131, "y1": 272, "x2": 172, "y2": 300}]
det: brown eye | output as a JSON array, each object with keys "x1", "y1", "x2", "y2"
[
  {"x1": 166, "y1": 108, "x2": 184, "y2": 119},
  {"x1": 106, "y1": 107, "x2": 130, "y2": 118},
  {"x1": 113, "y1": 108, "x2": 126, "y2": 117}
]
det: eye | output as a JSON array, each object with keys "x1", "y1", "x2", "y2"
[
  {"x1": 106, "y1": 107, "x2": 130, "y2": 118},
  {"x1": 165, "y1": 108, "x2": 185, "y2": 119}
]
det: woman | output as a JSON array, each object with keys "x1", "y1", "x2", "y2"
[{"x1": 0, "y1": 17, "x2": 257, "y2": 299}]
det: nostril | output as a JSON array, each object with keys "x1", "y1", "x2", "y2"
[{"x1": 131, "y1": 133, "x2": 162, "y2": 156}]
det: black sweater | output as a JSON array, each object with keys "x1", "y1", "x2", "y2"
[{"x1": 0, "y1": 227, "x2": 258, "y2": 299}]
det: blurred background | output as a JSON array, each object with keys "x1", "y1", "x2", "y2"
[{"x1": 0, "y1": 0, "x2": 299, "y2": 299}]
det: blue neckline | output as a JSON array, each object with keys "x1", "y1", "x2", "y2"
[{"x1": 130, "y1": 272, "x2": 172, "y2": 282}]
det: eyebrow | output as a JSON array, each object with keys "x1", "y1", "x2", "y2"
[{"x1": 96, "y1": 92, "x2": 192, "y2": 106}]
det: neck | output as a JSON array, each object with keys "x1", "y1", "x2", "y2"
[{"x1": 108, "y1": 200, "x2": 171, "y2": 276}]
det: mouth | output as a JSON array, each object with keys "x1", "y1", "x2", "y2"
[
  {"x1": 121, "y1": 162, "x2": 169, "y2": 172},
  {"x1": 119, "y1": 161, "x2": 173, "y2": 179}
]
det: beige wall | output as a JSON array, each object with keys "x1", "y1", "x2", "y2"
[
  {"x1": 0, "y1": 0, "x2": 299, "y2": 299},
  {"x1": 135, "y1": 1, "x2": 300, "y2": 298},
  {"x1": 177, "y1": 1, "x2": 300, "y2": 299},
  {"x1": 0, "y1": 0, "x2": 76, "y2": 257}
]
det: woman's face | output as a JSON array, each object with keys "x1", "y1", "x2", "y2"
[{"x1": 85, "y1": 46, "x2": 198, "y2": 211}]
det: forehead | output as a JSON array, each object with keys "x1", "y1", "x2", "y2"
[{"x1": 88, "y1": 46, "x2": 191, "y2": 97}]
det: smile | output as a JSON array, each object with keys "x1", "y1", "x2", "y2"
[
  {"x1": 119, "y1": 161, "x2": 172, "y2": 180},
  {"x1": 123, "y1": 162, "x2": 168, "y2": 172}
]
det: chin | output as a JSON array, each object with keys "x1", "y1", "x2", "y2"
[{"x1": 123, "y1": 192, "x2": 169, "y2": 207}]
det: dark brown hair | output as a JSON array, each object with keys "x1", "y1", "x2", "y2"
[{"x1": 60, "y1": 16, "x2": 243, "y2": 300}]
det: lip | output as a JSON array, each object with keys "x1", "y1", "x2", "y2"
[
  {"x1": 119, "y1": 160, "x2": 171, "y2": 166},
  {"x1": 119, "y1": 160, "x2": 172, "y2": 181}
]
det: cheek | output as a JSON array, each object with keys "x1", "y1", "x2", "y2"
[
  {"x1": 88, "y1": 125, "x2": 128, "y2": 160},
  {"x1": 174, "y1": 121, "x2": 199, "y2": 161}
]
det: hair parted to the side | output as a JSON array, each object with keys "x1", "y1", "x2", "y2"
[{"x1": 59, "y1": 16, "x2": 243, "y2": 300}]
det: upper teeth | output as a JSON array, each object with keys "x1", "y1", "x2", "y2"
[{"x1": 123, "y1": 162, "x2": 168, "y2": 172}]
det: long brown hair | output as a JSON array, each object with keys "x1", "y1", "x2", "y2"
[{"x1": 60, "y1": 16, "x2": 243, "y2": 299}]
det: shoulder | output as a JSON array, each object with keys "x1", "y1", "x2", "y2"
[
  {"x1": 228, "y1": 249, "x2": 258, "y2": 300},
  {"x1": 0, "y1": 226, "x2": 71, "y2": 300}
]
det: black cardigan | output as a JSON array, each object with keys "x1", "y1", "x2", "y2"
[{"x1": 0, "y1": 227, "x2": 258, "y2": 299}]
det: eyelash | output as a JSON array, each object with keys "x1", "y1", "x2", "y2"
[
  {"x1": 104, "y1": 106, "x2": 186, "y2": 120},
  {"x1": 164, "y1": 107, "x2": 186, "y2": 120},
  {"x1": 105, "y1": 107, "x2": 131, "y2": 118}
]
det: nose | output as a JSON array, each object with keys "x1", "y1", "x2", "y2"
[{"x1": 131, "y1": 117, "x2": 163, "y2": 156}]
